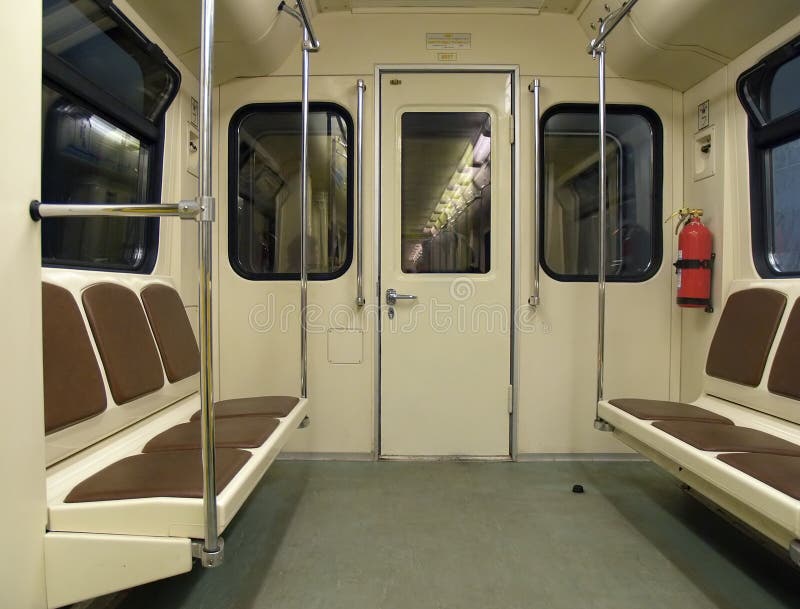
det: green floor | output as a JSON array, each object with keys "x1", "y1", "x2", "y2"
[{"x1": 115, "y1": 461, "x2": 798, "y2": 609}]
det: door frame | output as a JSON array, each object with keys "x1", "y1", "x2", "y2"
[{"x1": 373, "y1": 65, "x2": 521, "y2": 460}]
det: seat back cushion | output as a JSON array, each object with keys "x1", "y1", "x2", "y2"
[
  {"x1": 768, "y1": 299, "x2": 800, "y2": 400},
  {"x1": 140, "y1": 284, "x2": 200, "y2": 383},
  {"x1": 82, "y1": 283, "x2": 164, "y2": 404},
  {"x1": 42, "y1": 283, "x2": 107, "y2": 433},
  {"x1": 705, "y1": 288, "x2": 786, "y2": 386}
]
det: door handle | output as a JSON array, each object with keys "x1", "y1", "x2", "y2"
[{"x1": 386, "y1": 288, "x2": 417, "y2": 306}]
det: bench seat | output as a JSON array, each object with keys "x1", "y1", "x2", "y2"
[
  {"x1": 719, "y1": 453, "x2": 800, "y2": 501},
  {"x1": 608, "y1": 398, "x2": 733, "y2": 423},
  {"x1": 653, "y1": 420, "x2": 800, "y2": 456},
  {"x1": 190, "y1": 395, "x2": 300, "y2": 420},
  {"x1": 599, "y1": 284, "x2": 800, "y2": 555},
  {"x1": 143, "y1": 416, "x2": 280, "y2": 451},
  {"x1": 65, "y1": 448, "x2": 251, "y2": 502},
  {"x1": 599, "y1": 396, "x2": 800, "y2": 545},
  {"x1": 47, "y1": 394, "x2": 309, "y2": 538}
]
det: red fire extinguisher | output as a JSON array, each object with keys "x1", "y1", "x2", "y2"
[{"x1": 668, "y1": 208, "x2": 714, "y2": 312}]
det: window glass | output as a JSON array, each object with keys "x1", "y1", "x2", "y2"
[
  {"x1": 41, "y1": 0, "x2": 178, "y2": 272},
  {"x1": 541, "y1": 106, "x2": 662, "y2": 281},
  {"x1": 738, "y1": 33, "x2": 800, "y2": 276},
  {"x1": 769, "y1": 55, "x2": 800, "y2": 121},
  {"x1": 230, "y1": 104, "x2": 353, "y2": 279},
  {"x1": 401, "y1": 112, "x2": 491, "y2": 274},
  {"x1": 41, "y1": 85, "x2": 153, "y2": 269},
  {"x1": 768, "y1": 136, "x2": 800, "y2": 273},
  {"x1": 43, "y1": 0, "x2": 178, "y2": 121}
]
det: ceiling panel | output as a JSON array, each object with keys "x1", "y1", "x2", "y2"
[{"x1": 317, "y1": 0, "x2": 583, "y2": 13}]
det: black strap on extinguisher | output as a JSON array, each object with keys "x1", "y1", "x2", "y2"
[{"x1": 673, "y1": 257, "x2": 714, "y2": 271}]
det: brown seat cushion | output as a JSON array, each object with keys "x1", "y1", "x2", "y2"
[
  {"x1": 64, "y1": 448, "x2": 250, "y2": 503},
  {"x1": 653, "y1": 421, "x2": 800, "y2": 456},
  {"x1": 608, "y1": 398, "x2": 733, "y2": 424},
  {"x1": 718, "y1": 453, "x2": 800, "y2": 500},
  {"x1": 706, "y1": 288, "x2": 786, "y2": 387},
  {"x1": 768, "y1": 299, "x2": 800, "y2": 400},
  {"x1": 190, "y1": 396, "x2": 300, "y2": 421},
  {"x1": 143, "y1": 417, "x2": 279, "y2": 452},
  {"x1": 140, "y1": 284, "x2": 200, "y2": 383},
  {"x1": 82, "y1": 283, "x2": 164, "y2": 404},
  {"x1": 42, "y1": 283, "x2": 107, "y2": 433}
]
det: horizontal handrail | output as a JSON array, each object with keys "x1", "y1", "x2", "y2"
[
  {"x1": 30, "y1": 200, "x2": 201, "y2": 221},
  {"x1": 279, "y1": 0, "x2": 320, "y2": 51},
  {"x1": 586, "y1": 0, "x2": 640, "y2": 54}
]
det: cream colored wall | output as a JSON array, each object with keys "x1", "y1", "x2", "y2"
[
  {"x1": 214, "y1": 11, "x2": 682, "y2": 455},
  {"x1": 680, "y1": 14, "x2": 800, "y2": 401},
  {"x1": 272, "y1": 12, "x2": 601, "y2": 77},
  {"x1": 114, "y1": 1, "x2": 201, "y2": 331},
  {"x1": 216, "y1": 76, "x2": 376, "y2": 455},
  {"x1": 517, "y1": 77, "x2": 680, "y2": 455},
  {"x1": 1, "y1": 2, "x2": 47, "y2": 607}
]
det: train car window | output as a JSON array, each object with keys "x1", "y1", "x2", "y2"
[
  {"x1": 400, "y1": 112, "x2": 492, "y2": 274},
  {"x1": 229, "y1": 103, "x2": 354, "y2": 280},
  {"x1": 540, "y1": 104, "x2": 663, "y2": 282},
  {"x1": 738, "y1": 34, "x2": 800, "y2": 276},
  {"x1": 41, "y1": 0, "x2": 180, "y2": 272}
]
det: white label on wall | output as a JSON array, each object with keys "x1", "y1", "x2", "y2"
[
  {"x1": 698, "y1": 100, "x2": 710, "y2": 130},
  {"x1": 190, "y1": 97, "x2": 199, "y2": 128},
  {"x1": 437, "y1": 52, "x2": 458, "y2": 62},
  {"x1": 426, "y1": 33, "x2": 471, "y2": 50}
]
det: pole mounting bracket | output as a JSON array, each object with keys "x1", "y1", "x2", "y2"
[{"x1": 192, "y1": 537, "x2": 225, "y2": 568}]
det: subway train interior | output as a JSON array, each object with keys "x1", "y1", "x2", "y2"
[{"x1": 5, "y1": 0, "x2": 800, "y2": 607}]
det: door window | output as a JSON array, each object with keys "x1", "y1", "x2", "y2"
[
  {"x1": 229, "y1": 103, "x2": 353, "y2": 280},
  {"x1": 401, "y1": 112, "x2": 492, "y2": 274}
]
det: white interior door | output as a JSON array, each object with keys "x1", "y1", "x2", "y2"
[{"x1": 379, "y1": 72, "x2": 513, "y2": 457}]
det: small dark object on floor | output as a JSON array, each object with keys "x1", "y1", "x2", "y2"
[{"x1": 572, "y1": 484, "x2": 585, "y2": 494}]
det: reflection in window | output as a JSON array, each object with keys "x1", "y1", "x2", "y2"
[
  {"x1": 738, "y1": 34, "x2": 800, "y2": 276},
  {"x1": 401, "y1": 112, "x2": 491, "y2": 274},
  {"x1": 41, "y1": 0, "x2": 178, "y2": 272},
  {"x1": 541, "y1": 106, "x2": 662, "y2": 281},
  {"x1": 42, "y1": 86, "x2": 151, "y2": 268},
  {"x1": 44, "y1": 0, "x2": 179, "y2": 121},
  {"x1": 769, "y1": 137, "x2": 800, "y2": 272},
  {"x1": 231, "y1": 104, "x2": 352, "y2": 279}
]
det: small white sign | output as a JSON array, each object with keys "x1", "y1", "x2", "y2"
[
  {"x1": 426, "y1": 33, "x2": 471, "y2": 50},
  {"x1": 698, "y1": 100, "x2": 710, "y2": 130},
  {"x1": 437, "y1": 52, "x2": 458, "y2": 62},
  {"x1": 190, "y1": 97, "x2": 199, "y2": 128}
]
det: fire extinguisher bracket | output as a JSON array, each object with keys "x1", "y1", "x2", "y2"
[{"x1": 673, "y1": 258, "x2": 714, "y2": 270}]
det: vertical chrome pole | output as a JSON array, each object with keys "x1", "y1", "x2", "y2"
[
  {"x1": 299, "y1": 26, "x2": 310, "y2": 399},
  {"x1": 356, "y1": 79, "x2": 366, "y2": 307},
  {"x1": 594, "y1": 44, "x2": 608, "y2": 428},
  {"x1": 196, "y1": 0, "x2": 221, "y2": 564},
  {"x1": 528, "y1": 78, "x2": 541, "y2": 308}
]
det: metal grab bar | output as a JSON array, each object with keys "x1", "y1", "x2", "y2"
[
  {"x1": 593, "y1": 46, "x2": 609, "y2": 430},
  {"x1": 589, "y1": 3, "x2": 642, "y2": 431},
  {"x1": 299, "y1": 24, "x2": 310, "y2": 399},
  {"x1": 355, "y1": 79, "x2": 366, "y2": 307},
  {"x1": 586, "y1": 0, "x2": 640, "y2": 55},
  {"x1": 528, "y1": 78, "x2": 541, "y2": 308},
  {"x1": 282, "y1": 2, "x2": 317, "y2": 398},
  {"x1": 279, "y1": 1, "x2": 320, "y2": 52},
  {"x1": 29, "y1": 200, "x2": 201, "y2": 220},
  {"x1": 194, "y1": 0, "x2": 221, "y2": 566}
]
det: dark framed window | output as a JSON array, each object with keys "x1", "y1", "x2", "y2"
[
  {"x1": 540, "y1": 104, "x2": 663, "y2": 282},
  {"x1": 738, "y1": 33, "x2": 800, "y2": 277},
  {"x1": 400, "y1": 112, "x2": 492, "y2": 274},
  {"x1": 228, "y1": 103, "x2": 354, "y2": 280},
  {"x1": 41, "y1": 0, "x2": 180, "y2": 272}
]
